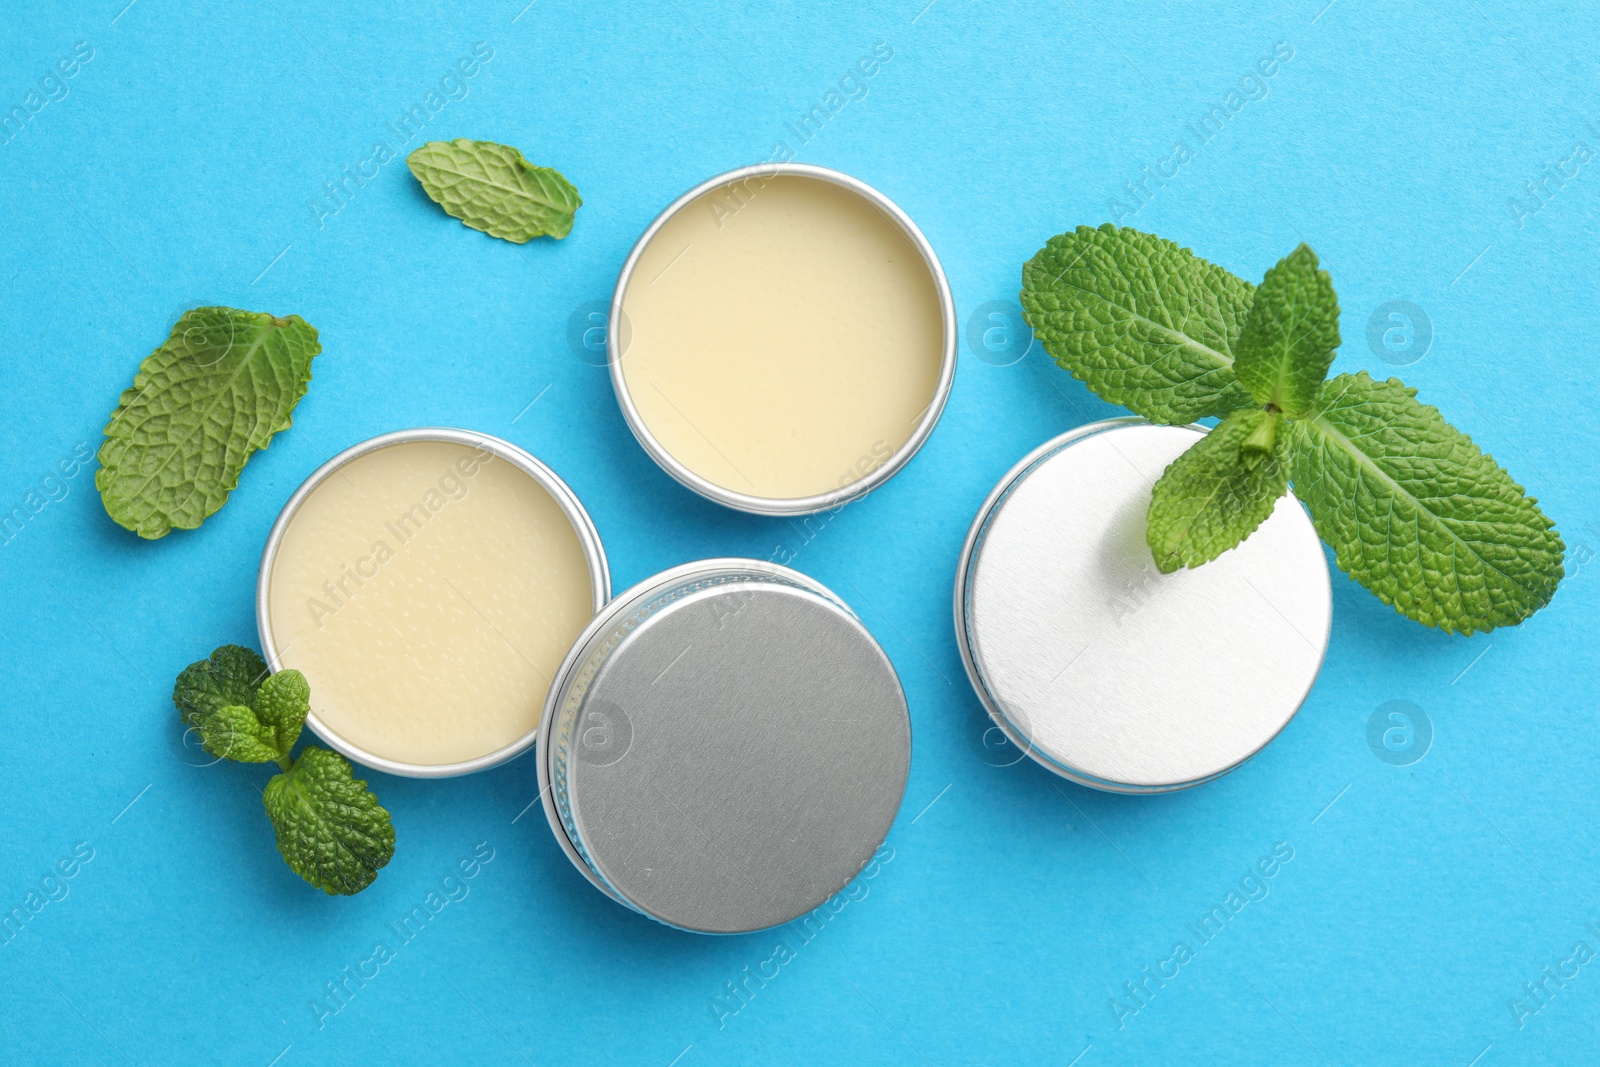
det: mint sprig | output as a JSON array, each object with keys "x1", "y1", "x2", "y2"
[
  {"x1": 1022, "y1": 224, "x2": 1565, "y2": 634},
  {"x1": 97, "y1": 307, "x2": 320, "y2": 539},
  {"x1": 407, "y1": 139, "x2": 581, "y2": 243},
  {"x1": 174, "y1": 646, "x2": 395, "y2": 895}
]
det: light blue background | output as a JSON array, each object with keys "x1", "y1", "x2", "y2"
[{"x1": 2, "y1": 0, "x2": 1597, "y2": 1063}]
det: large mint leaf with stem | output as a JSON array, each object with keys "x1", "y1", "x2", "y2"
[
  {"x1": 97, "y1": 307, "x2": 320, "y2": 539},
  {"x1": 1234, "y1": 244, "x2": 1340, "y2": 419},
  {"x1": 1147, "y1": 408, "x2": 1291, "y2": 572},
  {"x1": 407, "y1": 139, "x2": 581, "y2": 242},
  {"x1": 1289, "y1": 372, "x2": 1565, "y2": 634},
  {"x1": 1021, "y1": 224, "x2": 1255, "y2": 423},
  {"x1": 263, "y1": 748, "x2": 395, "y2": 896}
]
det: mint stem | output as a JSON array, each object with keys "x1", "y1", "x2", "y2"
[{"x1": 1243, "y1": 414, "x2": 1278, "y2": 454}]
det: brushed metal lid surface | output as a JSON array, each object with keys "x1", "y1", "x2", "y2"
[
  {"x1": 956, "y1": 420, "x2": 1331, "y2": 792},
  {"x1": 542, "y1": 560, "x2": 910, "y2": 933}
]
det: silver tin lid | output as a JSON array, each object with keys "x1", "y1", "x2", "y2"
[
  {"x1": 608, "y1": 163, "x2": 957, "y2": 517},
  {"x1": 954, "y1": 418, "x2": 1331, "y2": 793},
  {"x1": 538, "y1": 559, "x2": 910, "y2": 933},
  {"x1": 257, "y1": 428, "x2": 610, "y2": 779}
]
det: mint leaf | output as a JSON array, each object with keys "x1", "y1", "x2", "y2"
[
  {"x1": 97, "y1": 307, "x2": 320, "y2": 539},
  {"x1": 1234, "y1": 244, "x2": 1340, "y2": 419},
  {"x1": 407, "y1": 139, "x2": 581, "y2": 242},
  {"x1": 1147, "y1": 408, "x2": 1291, "y2": 572},
  {"x1": 263, "y1": 748, "x2": 395, "y2": 896},
  {"x1": 1020, "y1": 225, "x2": 1255, "y2": 423},
  {"x1": 254, "y1": 669, "x2": 310, "y2": 760},
  {"x1": 173, "y1": 645, "x2": 268, "y2": 732},
  {"x1": 198, "y1": 705, "x2": 280, "y2": 764},
  {"x1": 1289, "y1": 372, "x2": 1565, "y2": 633}
]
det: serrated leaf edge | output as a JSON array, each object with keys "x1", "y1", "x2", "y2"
[
  {"x1": 97, "y1": 309, "x2": 318, "y2": 538},
  {"x1": 1295, "y1": 372, "x2": 1565, "y2": 634}
]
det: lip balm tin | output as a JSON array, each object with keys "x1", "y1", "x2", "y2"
[
  {"x1": 257, "y1": 428, "x2": 611, "y2": 778},
  {"x1": 608, "y1": 163, "x2": 957, "y2": 516},
  {"x1": 954, "y1": 418, "x2": 1332, "y2": 793},
  {"x1": 538, "y1": 558, "x2": 911, "y2": 933}
]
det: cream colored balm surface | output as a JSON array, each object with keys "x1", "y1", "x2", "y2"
[
  {"x1": 267, "y1": 441, "x2": 594, "y2": 767},
  {"x1": 621, "y1": 175, "x2": 944, "y2": 500}
]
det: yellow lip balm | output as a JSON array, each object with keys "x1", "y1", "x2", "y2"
[
  {"x1": 260, "y1": 433, "x2": 605, "y2": 773},
  {"x1": 616, "y1": 169, "x2": 949, "y2": 508}
]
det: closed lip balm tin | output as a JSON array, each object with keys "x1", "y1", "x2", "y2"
[
  {"x1": 608, "y1": 163, "x2": 957, "y2": 516},
  {"x1": 954, "y1": 418, "x2": 1332, "y2": 793},
  {"x1": 257, "y1": 428, "x2": 611, "y2": 779},
  {"x1": 538, "y1": 558, "x2": 911, "y2": 933}
]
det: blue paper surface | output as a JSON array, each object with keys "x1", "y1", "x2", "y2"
[{"x1": 2, "y1": 1, "x2": 1597, "y2": 1063}]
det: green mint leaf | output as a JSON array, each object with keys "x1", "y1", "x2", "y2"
[
  {"x1": 1147, "y1": 408, "x2": 1291, "y2": 572},
  {"x1": 263, "y1": 748, "x2": 395, "y2": 896},
  {"x1": 198, "y1": 705, "x2": 280, "y2": 764},
  {"x1": 1020, "y1": 224, "x2": 1255, "y2": 423},
  {"x1": 1234, "y1": 244, "x2": 1340, "y2": 419},
  {"x1": 96, "y1": 307, "x2": 320, "y2": 539},
  {"x1": 254, "y1": 669, "x2": 310, "y2": 760},
  {"x1": 407, "y1": 139, "x2": 581, "y2": 243},
  {"x1": 1289, "y1": 372, "x2": 1565, "y2": 633},
  {"x1": 173, "y1": 645, "x2": 268, "y2": 732}
]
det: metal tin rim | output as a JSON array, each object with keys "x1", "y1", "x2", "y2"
[
  {"x1": 256, "y1": 427, "x2": 611, "y2": 779},
  {"x1": 952, "y1": 417, "x2": 1332, "y2": 794},
  {"x1": 536, "y1": 557, "x2": 870, "y2": 931},
  {"x1": 607, "y1": 162, "x2": 958, "y2": 516}
]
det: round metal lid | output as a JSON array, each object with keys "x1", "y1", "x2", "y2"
[
  {"x1": 540, "y1": 560, "x2": 910, "y2": 933},
  {"x1": 955, "y1": 419, "x2": 1331, "y2": 792}
]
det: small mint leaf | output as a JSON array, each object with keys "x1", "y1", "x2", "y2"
[
  {"x1": 407, "y1": 139, "x2": 581, "y2": 243},
  {"x1": 1146, "y1": 408, "x2": 1291, "y2": 572},
  {"x1": 97, "y1": 308, "x2": 320, "y2": 538},
  {"x1": 173, "y1": 645, "x2": 268, "y2": 732},
  {"x1": 1289, "y1": 372, "x2": 1565, "y2": 633},
  {"x1": 1020, "y1": 224, "x2": 1255, "y2": 423},
  {"x1": 263, "y1": 748, "x2": 395, "y2": 896},
  {"x1": 1234, "y1": 244, "x2": 1340, "y2": 418},
  {"x1": 254, "y1": 669, "x2": 310, "y2": 760},
  {"x1": 198, "y1": 705, "x2": 280, "y2": 763}
]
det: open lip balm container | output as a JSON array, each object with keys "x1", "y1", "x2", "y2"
[
  {"x1": 955, "y1": 418, "x2": 1332, "y2": 793},
  {"x1": 609, "y1": 163, "x2": 957, "y2": 515},
  {"x1": 538, "y1": 558, "x2": 910, "y2": 933},
  {"x1": 257, "y1": 428, "x2": 609, "y2": 777}
]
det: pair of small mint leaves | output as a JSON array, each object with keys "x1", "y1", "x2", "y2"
[
  {"x1": 96, "y1": 139, "x2": 576, "y2": 539},
  {"x1": 175, "y1": 645, "x2": 394, "y2": 895},
  {"x1": 1021, "y1": 225, "x2": 1564, "y2": 635}
]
